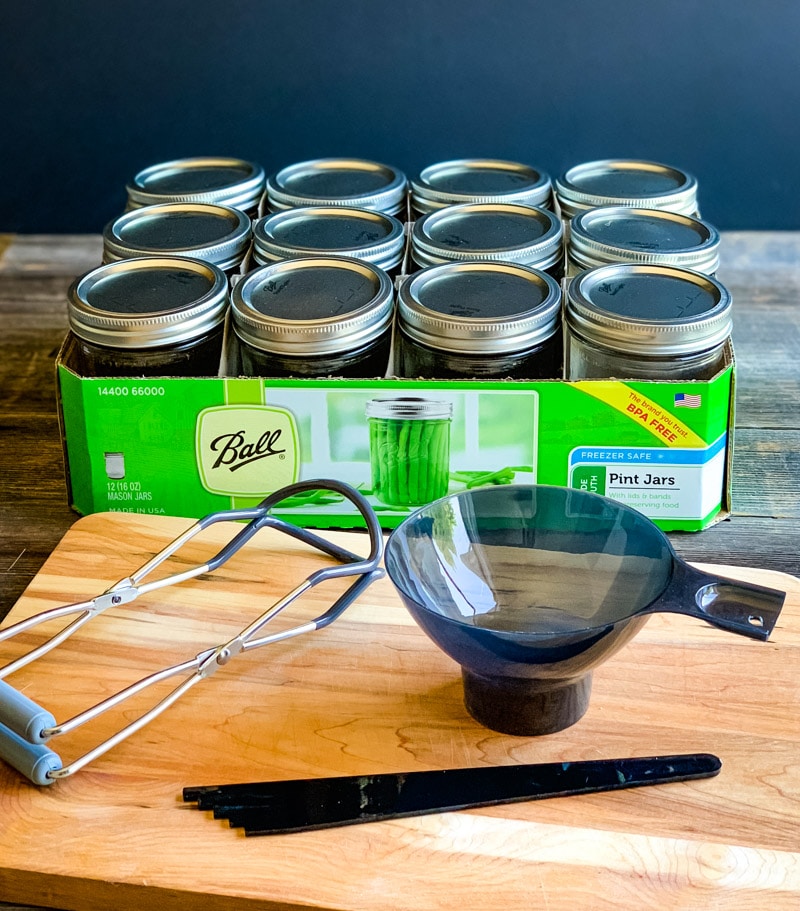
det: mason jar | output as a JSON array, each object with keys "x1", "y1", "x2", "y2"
[
  {"x1": 411, "y1": 158, "x2": 553, "y2": 215},
  {"x1": 366, "y1": 397, "x2": 453, "y2": 507},
  {"x1": 265, "y1": 158, "x2": 408, "y2": 216},
  {"x1": 125, "y1": 157, "x2": 265, "y2": 215},
  {"x1": 565, "y1": 263, "x2": 732, "y2": 380},
  {"x1": 231, "y1": 256, "x2": 394, "y2": 378},
  {"x1": 567, "y1": 206, "x2": 720, "y2": 277},
  {"x1": 396, "y1": 262, "x2": 563, "y2": 380},
  {"x1": 66, "y1": 257, "x2": 229, "y2": 377},
  {"x1": 410, "y1": 202, "x2": 563, "y2": 278},
  {"x1": 102, "y1": 202, "x2": 253, "y2": 277},
  {"x1": 556, "y1": 160, "x2": 699, "y2": 220},
  {"x1": 252, "y1": 206, "x2": 405, "y2": 275}
]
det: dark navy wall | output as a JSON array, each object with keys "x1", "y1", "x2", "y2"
[{"x1": 2, "y1": 0, "x2": 798, "y2": 232}]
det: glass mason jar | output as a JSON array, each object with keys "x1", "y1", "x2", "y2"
[
  {"x1": 565, "y1": 263, "x2": 733, "y2": 380},
  {"x1": 366, "y1": 397, "x2": 453, "y2": 508},
  {"x1": 265, "y1": 158, "x2": 408, "y2": 217},
  {"x1": 410, "y1": 158, "x2": 553, "y2": 215},
  {"x1": 556, "y1": 159, "x2": 699, "y2": 221},
  {"x1": 252, "y1": 205, "x2": 405, "y2": 276},
  {"x1": 567, "y1": 206, "x2": 720, "y2": 277},
  {"x1": 102, "y1": 202, "x2": 253, "y2": 277},
  {"x1": 410, "y1": 202, "x2": 564, "y2": 278},
  {"x1": 396, "y1": 261, "x2": 563, "y2": 380},
  {"x1": 231, "y1": 256, "x2": 394, "y2": 378},
  {"x1": 66, "y1": 257, "x2": 229, "y2": 377},
  {"x1": 125, "y1": 157, "x2": 265, "y2": 216}
]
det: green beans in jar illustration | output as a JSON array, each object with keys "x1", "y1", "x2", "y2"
[{"x1": 366, "y1": 397, "x2": 453, "y2": 508}]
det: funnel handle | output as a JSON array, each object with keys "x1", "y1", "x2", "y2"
[
  {"x1": 0, "y1": 721, "x2": 61, "y2": 785},
  {"x1": 652, "y1": 560, "x2": 785, "y2": 641}
]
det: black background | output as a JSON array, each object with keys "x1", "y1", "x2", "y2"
[{"x1": 2, "y1": 1, "x2": 798, "y2": 232}]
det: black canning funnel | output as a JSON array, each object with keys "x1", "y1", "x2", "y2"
[{"x1": 385, "y1": 485, "x2": 785, "y2": 736}]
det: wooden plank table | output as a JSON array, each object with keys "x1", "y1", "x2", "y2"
[{"x1": 0, "y1": 233, "x2": 799, "y2": 910}]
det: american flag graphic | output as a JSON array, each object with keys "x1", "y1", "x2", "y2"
[{"x1": 675, "y1": 392, "x2": 702, "y2": 408}]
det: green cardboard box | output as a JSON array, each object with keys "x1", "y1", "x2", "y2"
[{"x1": 56, "y1": 332, "x2": 734, "y2": 532}]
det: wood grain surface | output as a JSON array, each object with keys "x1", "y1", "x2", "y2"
[{"x1": 0, "y1": 513, "x2": 798, "y2": 911}]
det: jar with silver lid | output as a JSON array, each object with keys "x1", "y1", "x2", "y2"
[
  {"x1": 102, "y1": 202, "x2": 253, "y2": 276},
  {"x1": 567, "y1": 207, "x2": 720, "y2": 277},
  {"x1": 396, "y1": 262, "x2": 562, "y2": 380},
  {"x1": 66, "y1": 257, "x2": 229, "y2": 377},
  {"x1": 565, "y1": 263, "x2": 732, "y2": 380},
  {"x1": 125, "y1": 157, "x2": 265, "y2": 216},
  {"x1": 265, "y1": 158, "x2": 408, "y2": 217},
  {"x1": 411, "y1": 203, "x2": 563, "y2": 278},
  {"x1": 556, "y1": 160, "x2": 699, "y2": 220},
  {"x1": 252, "y1": 206, "x2": 405, "y2": 275},
  {"x1": 231, "y1": 256, "x2": 394, "y2": 378},
  {"x1": 411, "y1": 159, "x2": 552, "y2": 215}
]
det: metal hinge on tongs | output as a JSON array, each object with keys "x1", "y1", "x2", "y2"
[{"x1": 0, "y1": 480, "x2": 384, "y2": 785}]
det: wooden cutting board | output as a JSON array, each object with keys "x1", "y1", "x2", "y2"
[{"x1": 0, "y1": 512, "x2": 798, "y2": 911}]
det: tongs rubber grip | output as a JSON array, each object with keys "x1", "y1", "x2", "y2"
[
  {"x1": 0, "y1": 679, "x2": 55, "y2": 743},
  {"x1": 0, "y1": 721, "x2": 62, "y2": 786}
]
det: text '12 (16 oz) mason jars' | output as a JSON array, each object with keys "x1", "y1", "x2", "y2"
[
  {"x1": 231, "y1": 256, "x2": 395, "y2": 378},
  {"x1": 410, "y1": 202, "x2": 563, "y2": 278},
  {"x1": 125, "y1": 157, "x2": 266, "y2": 216},
  {"x1": 102, "y1": 202, "x2": 253, "y2": 278},
  {"x1": 565, "y1": 263, "x2": 733, "y2": 381},
  {"x1": 366, "y1": 396, "x2": 453, "y2": 508},
  {"x1": 555, "y1": 159, "x2": 699, "y2": 220},
  {"x1": 265, "y1": 158, "x2": 408, "y2": 217},
  {"x1": 567, "y1": 206, "x2": 720, "y2": 277},
  {"x1": 252, "y1": 206, "x2": 405, "y2": 276},
  {"x1": 395, "y1": 261, "x2": 563, "y2": 380},
  {"x1": 410, "y1": 158, "x2": 553, "y2": 215},
  {"x1": 66, "y1": 256, "x2": 229, "y2": 377}
]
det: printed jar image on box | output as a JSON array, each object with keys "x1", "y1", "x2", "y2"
[{"x1": 366, "y1": 397, "x2": 453, "y2": 508}]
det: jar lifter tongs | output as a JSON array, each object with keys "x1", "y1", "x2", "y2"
[{"x1": 0, "y1": 480, "x2": 384, "y2": 786}]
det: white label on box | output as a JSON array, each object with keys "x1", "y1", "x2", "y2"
[{"x1": 568, "y1": 434, "x2": 727, "y2": 520}]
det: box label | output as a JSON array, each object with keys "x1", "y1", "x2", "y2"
[{"x1": 569, "y1": 436, "x2": 727, "y2": 521}]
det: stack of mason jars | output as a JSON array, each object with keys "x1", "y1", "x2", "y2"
[{"x1": 65, "y1": 154, "x2": 731, "y2": 382}]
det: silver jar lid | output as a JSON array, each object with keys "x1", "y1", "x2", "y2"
[
  {"x1": 397, "y1": 261, "x2": 562, "y2": 354},
  {"x1": 366, "y1": 397, "x2": 453, "y2": 421},
  {"x1": 556, "y1": 160, "x2": 698, "y2": 219},
  {"x1": 102, "y1": 203, "x2": 253, "y2": 270},
  {"x1": 411, "y1": 159, "x2": 552, "y2": 214},
  {"x1": 566, "y1": 263, "x2": 732, "y2": 356},
  {"x1": 231, "y1": 256, "x2": 394, "y2": 356},
  {"x1": 569, "y1": 207, "x2": 720, "y2": 273},
  {"x1": 68, "y1": 257, "x2": 229, "y2": 349},
  {"x1": 266, "y1": 159, "x2": 408, "y2": 215},
  {"x1": 411, "y1": 203, "x2": 563, "y2": 270},
  {"x1": 252, "y1": 206, "x2": 405, "y2": 271},
  {"x1": 126, "y1": 157, "x2": 265, "y2": 212}
]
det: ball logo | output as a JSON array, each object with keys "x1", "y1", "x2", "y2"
[{"x1": 195, "y1": 405, "x2": 299, "y2": 495}]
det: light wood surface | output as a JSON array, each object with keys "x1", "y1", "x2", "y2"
[{"x1": 0, "y1": 513, "x2": 798, "y2": 911}]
